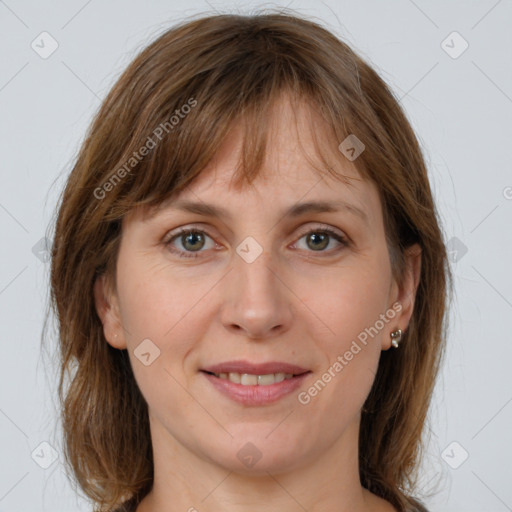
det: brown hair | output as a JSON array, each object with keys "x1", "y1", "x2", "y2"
[{"x1": 47, "y1": 9, "x2": 452, "y2": 512}]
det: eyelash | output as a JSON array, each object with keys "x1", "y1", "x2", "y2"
[{"x1": 163, "y1": 225, "x2": 349, "y2": 259}]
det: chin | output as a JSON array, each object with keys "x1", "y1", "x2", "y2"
[{"x1": 203, "y1": 430, "x2": 312, "y2": 475}]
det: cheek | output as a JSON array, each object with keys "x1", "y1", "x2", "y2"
[
  {"x1": 298, "y1": 279, "x2": 386, "y2": 427},
  {"x1": 302, "y1": 262, "x2": 390, "y2": 400},
  {"x1": 310, "y1": 263, "x2": 390, "y2": 345},
  {"x1": 115, "y1": 268, "x2": 202, "y2": 428},
  {"x1": 114, "y1": 257, "x2": 204, "y2": 390},
  {"x1": 116, "y1": 251, "x2": 213, "y2": 340}
]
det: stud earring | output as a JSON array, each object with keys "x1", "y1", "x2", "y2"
[{"x1": 390, "y1": 329, "x2": 402, "y2": 348}]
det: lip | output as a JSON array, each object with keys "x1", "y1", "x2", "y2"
[
  {"x1": 201, "y1": 360, "x2": 310, "y2": 375},
  {"x1": 201, "y1": 371, "x2": 311, "y2": 406}
]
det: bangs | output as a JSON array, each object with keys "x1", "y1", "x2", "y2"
[
  {"x1": 135, "y1": 91, "x2": 364, "y2": 221},
  {"x1": 93, "y1": 26, "x2": 370, "y2": 223}
]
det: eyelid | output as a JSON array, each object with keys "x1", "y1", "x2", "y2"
[
  {"x1": 164, "y1": 222, "x2": 347, "y2": 240},
  {"x1": 294, "y1": 223, "x2": 346, "y2": 239}
]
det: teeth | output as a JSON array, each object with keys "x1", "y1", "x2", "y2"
[
  {"x1": 214, "y1": 372, "x2": 294, "y2": 385},
  {"x1": 241, "y1": 374, "x2": 258, "y2": 385}
]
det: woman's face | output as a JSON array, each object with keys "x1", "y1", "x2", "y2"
[{"x1": 95, "y1": 98, "x2": 419, "y2": 475}]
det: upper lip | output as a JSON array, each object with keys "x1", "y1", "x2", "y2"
[{"x1": 201, "y1": 360, "x2": 310, "y2": 375}]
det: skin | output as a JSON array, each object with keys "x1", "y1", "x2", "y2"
[{"x1": 94, "y1": 95, "x2": 421, "y2": 512}]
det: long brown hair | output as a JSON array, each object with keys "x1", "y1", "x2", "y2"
[{"x1": 47, "y1": 9, "x2": 452, "y2": 511}]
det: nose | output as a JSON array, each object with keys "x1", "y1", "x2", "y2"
[{"x1": 219, "y1": 247, "x2": 294, "y2": 340}]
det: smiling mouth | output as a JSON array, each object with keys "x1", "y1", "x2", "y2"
[{"x1": 200, "y1": 367, "x2": 312, "y2": 406}]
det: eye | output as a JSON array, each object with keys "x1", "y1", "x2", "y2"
[
  {"x1": 164, "y1": 228, "x2": 216, "y2": 258},
  {"x1": 293, "y1": 227, "x2": 348, "y2": 254},
  {"x1": 163, "y1": 225, "x2": 348, "y2": 259}
]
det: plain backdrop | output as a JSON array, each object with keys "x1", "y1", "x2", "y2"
[{"x1": 0, "y1": 1, "x2": 511, "y2": 511}]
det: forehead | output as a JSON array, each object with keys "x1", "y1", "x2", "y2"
[
  {"x1": 197, "y1": 94, "x2": 363, "y2": 187},
  {"x1": 134, "y1": 94, "x2": 382, "y2": 226}
]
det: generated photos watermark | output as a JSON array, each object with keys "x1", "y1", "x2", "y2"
[
  {"x1": 297, "y1": 301, "x2": 402, "y2": 405},
  {"x1": 93, "y1": 97, "x2": 197, "y2": 200}
]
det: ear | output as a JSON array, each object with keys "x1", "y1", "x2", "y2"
[
  {"x1": 383, "y1": 243, "x2": 422, "y2": 350},
  {"x1": 93, "y1": 273, "x2": 127, "y2": 349}
]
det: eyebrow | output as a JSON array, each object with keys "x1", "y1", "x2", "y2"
[{"x1": 163, "y1": 199, "x2": 369, "y2": 225}]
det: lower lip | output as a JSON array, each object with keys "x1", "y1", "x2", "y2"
[{"x1": 201, "y1": 371, "x2": 311, "y2": 406}]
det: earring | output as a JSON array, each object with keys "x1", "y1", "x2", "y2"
[{"x1": 390, "y1": 329, "x2": 402, "y2": 348}]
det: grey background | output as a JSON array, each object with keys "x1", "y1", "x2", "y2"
[{"x1": 1, "y1": 0, "x2": 511, "y2": 511}]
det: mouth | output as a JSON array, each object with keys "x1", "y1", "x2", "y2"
[{"x1": 200, "y1": 360, "x2": 312, "y2": 406}]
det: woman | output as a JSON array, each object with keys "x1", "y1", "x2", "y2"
[{"x1": 48, "y1": 9, "x2": 451, "y2": 512}]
